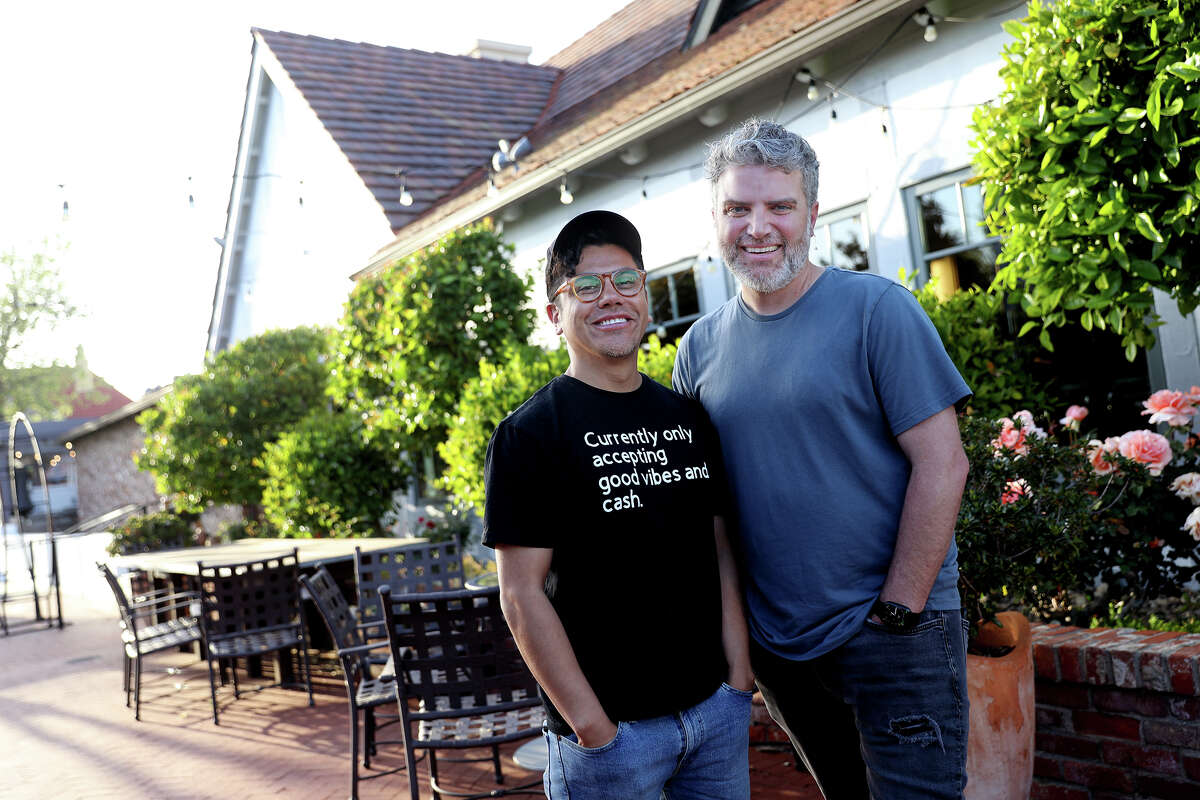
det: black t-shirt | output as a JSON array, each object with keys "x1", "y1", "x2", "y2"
[{"x1": 482, "y1": 374, "x2": 729, "y2": 735}]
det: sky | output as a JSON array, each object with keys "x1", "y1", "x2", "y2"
[{"x1": 0, "y1": 0, "x2": 633, "y2": 400}]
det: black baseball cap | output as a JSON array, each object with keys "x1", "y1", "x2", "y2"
[{"x1": 546, "y1": 210, "x2": 644, "y2": 275}]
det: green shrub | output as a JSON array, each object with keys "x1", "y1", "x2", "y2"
[
  {"x1": 136, "y1": 327, "x2": 330, "y2": 512},
  {"x1": 439, "y1": 344, "x2": 570, "y2": 510},
  {"x1": 328, "y1": 222, "x2": 536, "y2": 460},
  {"x1": 911, "y1": 280, "x2": 1056, "y2": 418},
  {"x1": 217, "y1": 518, "x2": 279, "y2": 541},
  {"x1": 260, "y1": 409, "x2": 409, "y2": 538},
  {"x1": 106, "y1": 512, "x2": 195, "y2": 556},
  {"x1": 970, "y1": 0, "x2": 1200, "y2": 358}
]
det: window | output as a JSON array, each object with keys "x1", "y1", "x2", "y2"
[
  {"x1": 906, "y1": 170, "x2": 1001, "y2": 297},
  {"x1": 646, "y1": 260, "x2": 702, "y2": 341},
  {"x1": 811, "y1": 203, "x2": 871, "y2": 272}
]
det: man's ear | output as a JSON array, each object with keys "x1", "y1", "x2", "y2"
[{"x1": 546, "y1": 301, "x2": 563, "y2": 335}]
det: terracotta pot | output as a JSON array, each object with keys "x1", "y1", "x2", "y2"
[{"x1": 965, "y1": 611, "x2": 1034, "y2": 800}]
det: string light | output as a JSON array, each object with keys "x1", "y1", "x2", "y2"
[
  {"x1": 913, "y1": 7, "x2": 938, "y2": 42},
  {"x1": 797, "y1": 69, "x2": 820, "y2": 101},
  {"x1": 487, "y1": 171, "x2": 498, "y2": 197},
  {"x1": 187, "y1": 176, "x2": 195, "y2": 208},
  {"x1": 641, "y1": 177, "x2": 648, "y2": 199},
  {"x1": 58, "y1": 184, "x2": 68, "y2": 221},
  {"x1": 559, "y1": 175, "x2": 574, "y2": 205},
  {"x1": 396, "y1": 168, "x2": 414, "y2": 207}
]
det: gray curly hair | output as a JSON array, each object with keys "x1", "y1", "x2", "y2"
[{"x1": 704, "y1": 118, "x2": 819, "y2": 209}]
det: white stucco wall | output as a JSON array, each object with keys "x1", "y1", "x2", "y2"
[
  {"x1": 491, "y1": 3, "x2": 1192, "y2": 391},
  {"x1": 214, "y1": 69, "x2": 396, "y2": 350}
]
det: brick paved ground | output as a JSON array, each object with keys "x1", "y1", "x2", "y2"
[{"x1": 0, "y1": 593, "x2": 820, "y2": 799}]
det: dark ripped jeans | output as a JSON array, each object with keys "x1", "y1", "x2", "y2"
[{"x1": 751, "y1": 609, "x2": 969, "y2": 800}]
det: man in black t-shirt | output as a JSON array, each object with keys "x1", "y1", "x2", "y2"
[{"x1": 483, "y1": 210, "x2": 753, "y2": 800}]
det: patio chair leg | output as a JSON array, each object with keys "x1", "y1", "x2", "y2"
[
  {"x1": 362, "y1": 708, "x2": 372, "y2": 768},
  {"x1": 231, "y1": 657, "x2": 241, "y2": 698},
  {"x1": 133, "y1": 655, "x2": 143, "y2": 721},
  {"x1": 492, "y1": 744, "x2": 504, "y2": 783},
  {"x1": 206, "y1": 653, "x2": 221, "y2": 725},
  {"x1": 123, "y1": 656, "x2": 132, "y2": 707},
  {"x1": 300, "y1": 640, "x2": 314, "y2": 707},
  {"x1": 429, "y1": 750, "x2": 442, "y2": 800},
  {"x1": 350, "y1": 706, "x2": 360, "y2": 800},
  {"x1": 406, "y1": 743, "x2": 422, "y2": 800}
]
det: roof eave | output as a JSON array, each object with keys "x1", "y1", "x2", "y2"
[{"x1": 353, "y1": 0, "x2": 915, "y2": 281}]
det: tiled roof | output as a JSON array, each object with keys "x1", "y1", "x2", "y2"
[
  {"x1": 379, "y1": 0, "x2": 857, "y2": 247},
  {"x1": 256, "y1": 29, "x2": 561, "y2": 233},
  {"x1": 542, "y1": 0, "x2": 701, "y2": 120}
]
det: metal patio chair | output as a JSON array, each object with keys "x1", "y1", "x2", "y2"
[
  {"x1": 379, "y1": 584, "x2": 544, "y2": 800},
  {"x1": 197, "y1": 549, "x2": 313, "y2": 724},
  {"x1": 299, "y1": 565, "x2": 409, "y2": 800},
  {"x1": 355, "y1": 540, "x2": 465, "y2": 640},
  {"x1": 96, "y1": 561, "x2": 203, "y2": 720}
]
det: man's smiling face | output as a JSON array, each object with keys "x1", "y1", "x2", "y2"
[
  {"x1": 714, "y1": 163, "x2": 818, "y2": 294},
  {"x1": 547, "y1": 243, "x2": 648, "y2": 371}
]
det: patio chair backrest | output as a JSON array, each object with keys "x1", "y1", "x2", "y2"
[
  {"x1": 355, "y1": 541, "x2": 464, "y2": 630},
  {"x1": 197, "y1": 549, "x2": 301, "y2": 637},
  {"x1": 299, "y1": 566, "x2": 370, "y2": 674},
  {"x1": 97, "y1": 561, "x2": 136, "y2": 632},
  {"x1": 379, "y1": 584, "x2": 538, "y2": 712}
]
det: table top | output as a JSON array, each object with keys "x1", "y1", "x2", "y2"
[{"x1": 109, "y1": 536, "x2": 426, "y2": 577}]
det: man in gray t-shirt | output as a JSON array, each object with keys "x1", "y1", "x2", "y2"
[{"x1": 674, "y1": 118, "x2": 972, "y2": 799}]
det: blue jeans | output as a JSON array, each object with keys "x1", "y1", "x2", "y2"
[
  {"x1": 752, "y1": 609, "x2": 969, "y2": 800},
  {"x1": 542, "y1": 682, "x2": 752, "y2": 800}
]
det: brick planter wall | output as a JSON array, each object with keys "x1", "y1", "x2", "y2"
[{"x1": 1032, "y1": 623, "x2": 1200, "y2": 799}]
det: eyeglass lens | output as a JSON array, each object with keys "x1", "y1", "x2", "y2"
[{"x1": 573, "y1": 269, "x2": 644, "y2": 300}]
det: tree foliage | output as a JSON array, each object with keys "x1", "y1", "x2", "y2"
[
  {"x1": 136, "y1": 327, "x2": 330, "y2": 512},
  {"x1": 260, "y1": 408, "x2": 408, "y2": 538},
  {"x1": 439, "y1": 335, "x2": 679, "y2": 509},
  {"x1": 328, "y1": 222, "x2": 536, "y2": 458},
  {"x1": 0, "y1": 245, "x2": 80, "y2": 418},
  {"x1": 970, "y1": 0, "x2": 1200, "y2": 359}
]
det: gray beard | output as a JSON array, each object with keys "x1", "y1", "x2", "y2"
[{"x1": 722, "y1": 225, "x2": 813, "y2": 294}]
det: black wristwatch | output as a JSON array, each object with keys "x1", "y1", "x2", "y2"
[{"x1": 871, "y1": 599, "x2": 918, "y2": 630}]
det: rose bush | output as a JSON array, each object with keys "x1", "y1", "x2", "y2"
[{"x1": 957, "y1": 387, "x2": 1200, "y2": 631}]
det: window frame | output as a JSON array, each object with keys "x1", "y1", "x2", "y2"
[
  {"x1": 645, "y1": 257, "x2": 703, "y2": 341},
  {"x1": 903, "y1": 168, "x2": 1002, "y2": 285},
  {"x1": 811, "y1": 201, "x2": 872, "y2": 273}
]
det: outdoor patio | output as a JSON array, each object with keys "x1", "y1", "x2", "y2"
[{"x1": 0, "y1": 586, "x2": 820, "y2": 799}]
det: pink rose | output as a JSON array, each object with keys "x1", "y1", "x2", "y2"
[
  {"x1": 1087, "y1": 437, "x2": 1121, "y2": 475},
  {"x1": 1183, "y1": 508, "x2": 1200, "y2": 542},
  {"x1": 1141, "y1": 390, "x2": 1197, "y2": 427},
  {"x1": 1000, "y1": 478, "x2": 1031, "y2": 505},
  {"x1": 1059, "y1": 404, "x2": 1088, "y2": 431},
  {"x1": 1170, "y1": 473, "x2": 1200, "y2": 504},
  {"x1": 1013, "y1": 410, "x2": 1047, "y2": 438},
  {"x1": 991, "y1": 418, "x2": 1029, "y2": 456},
  {"x1": 1187, "y1": 386, "x2": 1200, "y2": 404},
  {"x1": 1117, "y1": 430, "x2": 1173, "y2": 476}
]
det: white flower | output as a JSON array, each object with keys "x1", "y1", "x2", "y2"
[
  {"x1": 1170, "y1": 473, "x2": 1200, "y2": 504},
  {"x1": 1183, "y1": 507, "x2": 1200, "y2": 542}
]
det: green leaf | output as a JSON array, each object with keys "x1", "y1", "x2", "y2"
[
  {"x1": 1117, "y1": 107, "x2": 1146, "y2": 122},
  {"x1": 1147, "y1": 82, "x2": 1162, "y2": 130},
  {"x1": 1133, "y1": 213, "x2": 1164, "y2": 243},
  {"x1": 1038, "y1": 328, "x2": 1055, "y2": 352},
  {"x1": 1131, "y1": 259, "x2": 1162, "y2": 281},
  {"x1": 1018, "y1": 320, "x2": 1038, "y2": 338}
]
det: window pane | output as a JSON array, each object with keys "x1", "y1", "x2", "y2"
[
  {"x1": 961, "y1": 183, "x2": 989, "y2": 244},
  {"x1": 673, "y1": 268, "x2": 699, "y2": 316},
  {"x1": 918, "y1": 185, "x2": 963, "y2": 252},
  {"x1": 828, "y1": 217, "x2": 869, "y2": 271},
  {"x1": 953, "y1": 244, "x2": 1000, "y2": 290},
  {"x1": 648, "y1": 275, "x2": 673, "y2": 323}
]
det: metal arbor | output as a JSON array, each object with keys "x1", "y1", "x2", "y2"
[{"x1": 1, "y1": 412, "x2": 64, "y2": 635}]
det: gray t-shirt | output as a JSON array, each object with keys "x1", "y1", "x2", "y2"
[{"x1": 673, "y1": 268, "x2": 970, "y2": 661}]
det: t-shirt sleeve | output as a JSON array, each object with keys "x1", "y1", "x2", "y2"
[
  {"x1": 866, "y1": 284, "x2": 972, "y2": 436},
  {"x1": 481, "y1": 419, "x2": 557, "y2": 549},
  {"x1": 671, "y1": 331, "x2": 695, "y2": 399}
]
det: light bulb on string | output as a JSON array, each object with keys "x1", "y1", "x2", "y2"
[
  {"x1": 298, "y1": 179, "x2": 304, "y2": 208},
  {"x1": 924, "y1": 22, "x2": 938, "y2": 42},
  {"x1": 187, "y1": 176, "x2": 195, "y2": 209},
  {"x1": 559, "y1": 176, "x2": 574, "y2": 205},
  {"x1": 641, "y1": 177, "x2": 648, "y2": 199},
  {"x1": 397, "y1": 168, "x2": 414, "y2": 207},
  {"x1": 58, "y1": 184, "x2": 69, "y2": 221},
  {"x1": 487, "y1": 171, "x2": 498, "y2": 197}
]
